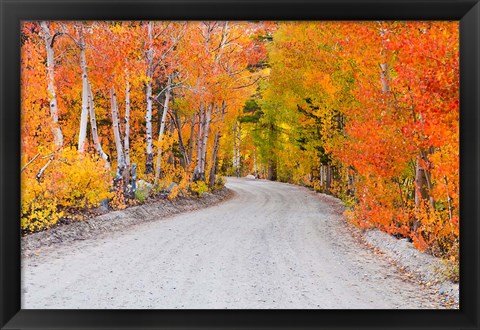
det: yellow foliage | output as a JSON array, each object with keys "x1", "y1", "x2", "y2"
[
  {"x1": 21, "y1": 147, "x2": 113, "y2": 233},
  {"x1": 312, "y1": 179, "x2": 322, "y2": 192},
  {"x1": 168, "y1": 170, "x2": 191, "y2": 200},
  {"x1": 53, "y1": 147, "x2": 113, "y2": 208},
  {"x1": 190, "y1": 180, "x2": 209, "y2": 197},
  {"x1": 21, "y1": 191, "x2": 62, "y2": 233}
]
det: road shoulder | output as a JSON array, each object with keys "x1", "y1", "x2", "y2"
[
  {"x1": 22, "y1": 187, "x2": 234, "y2": 258},
  {"x1": 309, "y1": 187, "x2": 459, "y2": 308}
]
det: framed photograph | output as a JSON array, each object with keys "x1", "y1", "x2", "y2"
[{"x1": 1, "y1": 0, "x2": 479, "y2": 329}]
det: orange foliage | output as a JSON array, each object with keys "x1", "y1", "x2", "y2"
[{"x1": 21, "y1": 20, "x2": 460, "y2": 264}]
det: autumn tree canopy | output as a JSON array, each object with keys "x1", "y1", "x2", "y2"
[{"x1": 21, "y1": 21, "x2": 459, "y2": 263}]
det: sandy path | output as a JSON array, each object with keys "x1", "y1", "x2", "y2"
[{"x1": 22, "y1": 177, "x2": 444, "y2": 309}]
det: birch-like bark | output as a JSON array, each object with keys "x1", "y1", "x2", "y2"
[
  {"x1": 234, "y1": 122, "x2": 241, "y2": 177},
  {"x1": 130, "y1": 163, "x2": 137, "y2": 198},
  {"x1": 39, "y1": 21, "x2": 63, "y2": 148},
  {"x1": 111, "y1": 87, "x2": 125, "y2": 183},
  {"x1": 192, "y1": 23, "x2": 229, "y2": 182},
  {"x1": 193, "y1": 105, "x2": 204, "y2": 181},
  {"x1": 187, "y1": 113, "x2": 196, "y2": 165},
  {"x1": 154, "y1": 83, "x2": 171, "y2": 184},
  {"x1": 208, "y1": 101, "x2": 226, "y2": 188},
  {"x1": 36, "y1": 157, "x2": 54, "y2": 181},
  {"x1": 413, "y1": 114, "x2": 435, "y2": 231},
  {"x1": 87, "y1": 81, "x2": 109, "y2": 164},
  {"x1": 232, "y1": 122, "x2": 238, "y2": 175},
  {"x1": 145, "y1": 21, "x2": 155, "y2": 174},
  {"x1": 78, "y1": 27, "x2": 89, "y2": 153},
  {"x1": 379, "y1": 27, "x2": 390, "y2": 94},
  {"x1": 380, "y1": 63, "x2": 390, "y2": 93},
  {"x1": 123, "y1": 80, "x2": 131, "y2": 185},
  {"x1": 208, "y1": 131, "x2": 220, "y2": 188},
  {"x1": 320, "y1": 164, "x2": 324, "y2": 188},
  {"x1": 199, "y1": 103, "x2": 213, "y2": 177}
]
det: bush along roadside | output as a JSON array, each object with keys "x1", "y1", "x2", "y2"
[
  {"x1": 21, "y1": 148, "x2": 228, "y2": 236},
  {"x1": 21, "y1": 186, "x2": 234, "y2": 257}
]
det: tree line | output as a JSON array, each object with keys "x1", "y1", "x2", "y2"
[
  {"x1": 236, "y1": 21, "x2": 459, "y2": 265},
  {"x1": 21, "y1": 21, "x2": 271, "y2": 232},
  {"x1": 21, "y1": 21, "x2": 459, "y2": 269}
]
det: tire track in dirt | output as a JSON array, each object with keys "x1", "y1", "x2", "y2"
[{"x1": 22, "y1": 177, "x2": 446, "y2": 309}]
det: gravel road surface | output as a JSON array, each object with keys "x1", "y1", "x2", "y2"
[{"x1": 22, "y1": 177, "x2": 445, "y2": 309}]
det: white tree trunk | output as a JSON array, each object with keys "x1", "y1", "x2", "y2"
[
  {"x1": 208, "y1": 130, "x2": 220, "y2": 188},
  {"x1": 232, "y1": 122, "x2": 238, "y2": 170},
  {"x1": 78, "y1": 27, "x2": 89, "y2": 153},
  {"x1": 39, "y1": 21, "x2": 63, "y2": 148},
  {"x1": 193, "y1": 105, "x2": 204, "y2": 180},
  {"x1": 124, "y1": 80, "x2": 131, "y2": 185},
  {"x1": 380, "y1": 63, "x2": 390, "y2": 93},
  {"x1": 145, "y1": 21, "x2": 155, "y2": 174},
  {"x1": 233, "y1": 121, "x2": 241, "y2": 177},
  {"x1": 199, "y1": 103, "x2": 213, "y2": 176},
  {"x1": 207, "y1": 101, "x2": 226, "y2": 187},
  {"x1": 87, "y1": 81, "x2": 109, "y2": 164},
  {"x1": 187, "y1": 113, "x2": 196, "y2": 165},
  {"x1": 154, "y1": 84, "x2": 171, "y2": 183},
  {"x1": 111, "y1": 87, "x2": 125, "y2": 182},
  {"x1": 36, "y1": 156, "x2": 54, "y2": 181},
  {"x1": 320, "y1": 164, "x2": 324, "y2": 188}
]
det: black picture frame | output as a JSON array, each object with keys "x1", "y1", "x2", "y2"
[{"x1": 1, "y1": 0, "x2": 479, "y2": 329}]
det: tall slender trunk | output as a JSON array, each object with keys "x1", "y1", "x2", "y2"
[
  {"x1": 414, "y1": 155, "x2": 429, "y2": 206},
  {"x1": 379, "y1": 27, "x2": 390, "y2": 94},
  {"x1": 208, "y1": 131, "x2": 220, "y2": 189},
  {"x1": 187, "y1": 113, "x2": 196, "y2": 165},
  {"x1": 320, "y1": 164, "x2": 324, "y2": 189},
  {"x1": 154, "y1": 83, "x2": 171, "y2": 184},
  {"x1": 413, "y1": 114, "x2": 435, "y2": 230},
  {"x1": 167, "y1": 110, "x2": 175, "y2": 166},
  {"x1": 233, "y1": 121, "x2": 241, "y2": 177},
  {"x1": 380, "y1": 63, "x2": 390, "y2": 93},
  {"x1": 193, "y1": 105, "x2": 204, "y2": 181},
  {"x1": 199, "y1": 103, "x2": 213, "y2": 177},
  {"x1": 123, "y1": 80, "x2": 131, "y2": 185},
  {"x1": 78, "y1": 27, "x2": 89, "y2": 153},
  {"x1": 414, "y1": 155, "x2": 428, "y2": 231},
  {"x1": 232, "y1": 122, "x2": 238, "y2": 177},
  {"x1": 111, "y1": 87, "x2": 125, "y2": 183},
  {"x1": 39, "y1": 21, "x2": 63, "y2": 148},
  {"x1": 208, "y1": 102, "x2": 226, "y2": 188},
  {"x1": 130, "y1": 163, "x2": 137, "y2": 198},
  {"x1": 87, "y1": 81, "x2": 109, "y2": 163},
  {"x1": 145, "y1": 21, "x2": 154, "y2": 174}
]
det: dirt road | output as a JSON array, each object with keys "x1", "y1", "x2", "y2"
[{"x1": 22, "y1": 177, "x2": 445, "y2": 309}]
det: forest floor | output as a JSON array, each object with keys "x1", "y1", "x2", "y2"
[{"x1": 22, "y1": 177, "x2": 455, "y2": 309}]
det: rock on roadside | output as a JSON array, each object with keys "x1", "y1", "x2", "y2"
[
  {"x1": 363, "y1": 229, "x2": 459, "y2": 306},
  {"x1": 312, "y1": 190, "x2": 459, "y2": 307}
]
